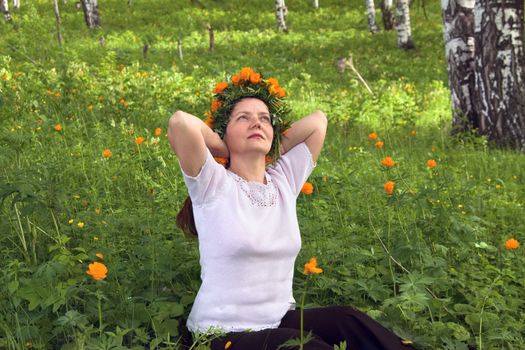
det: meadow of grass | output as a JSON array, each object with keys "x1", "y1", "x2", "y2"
[{"x1": 1, "y1": 0, "x2": 524, "y2": 349}]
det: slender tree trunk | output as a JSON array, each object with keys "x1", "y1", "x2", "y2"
[
  {"x1": 473, "y1": 0, "x2": 525, "y2": 149},
  {"x1": 381, "y1": 0, "x2": 394, "y2": 30},
  {"x1": 395, "y1": 0, "x2": 415, "y2": 49},
  {"x1": 80, "y1": 0, "x2": 100, "y2": 29},
  {"x1": 12, "y1": 0, "x2": 19, "y2": 10},
  {"x1": 312, "y1": 0, "x2": 319, "y2": 9},
  {"x1": 366, "y1": 0, "x2": 379, "y2": 33},
  {"x1": 1, "y1": 0, "x2": 11, "y2": 21},
  {"x1": 442, "y1": 0, "x2": 476, "y2": 132},
  {"x1": 178, "y1": 39, "x2": 183, "y2": 60},
  {"x1": 53, "y1": 0, "x2": 63, "y2": 46},
  {"x1": 275, "y1": 0, "x2": 288, "y2": 33},
  {"x1": 207, "y1": 23, "x2": 214, "y2": 52}
]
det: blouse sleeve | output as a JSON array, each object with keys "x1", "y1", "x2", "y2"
[
  {"x1": 179, "y1": 149, "x2": 227, "y2": 207},
  {"x1": 270, "y1": 142, "x2": 316, "y2": 197}
]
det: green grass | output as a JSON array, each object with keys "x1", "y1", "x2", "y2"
[{"x1": 1, "y1": 0, "x2": 525, "y2": 349}]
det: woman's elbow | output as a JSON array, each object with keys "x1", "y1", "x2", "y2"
[{"x1": 314, "y1": 110, "x2": 328, "y2": 130}]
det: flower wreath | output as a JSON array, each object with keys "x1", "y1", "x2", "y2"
[{"x1": 205, "y1": 67, "x2": 291, "y2": 165}]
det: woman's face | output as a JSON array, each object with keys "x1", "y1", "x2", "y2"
[{"x1": 224, "y1": 98, "x2": 274, "y2": 156}]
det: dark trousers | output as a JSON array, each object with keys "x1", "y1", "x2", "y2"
[{"x1": 209, "y1": 305, "x2": 416, "y2": 350}]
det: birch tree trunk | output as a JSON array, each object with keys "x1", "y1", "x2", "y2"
[
  {"x1": 473, "y1": 0, "x2": 525, "y2": 149},
  {"x1": 381, "y1": 0, "x2": 394, "y2": 30},
  {"x1": 275, "y1": 0, "x2": 288, "y2": 33},
  {"x1": 0, "y1": 0, "x2": 11, "y2": 21},
  {"x1": 366, "y1": 0, "x2": 379, "y2": 33},
  {"x1": 53, "y1": 0, "x2": 63, "y2": 46},
  {"x1": 312, "y1": 0, "x2": 319, "y2": 9},
  {"x1": 80, "y1": 0, "x2": 100, "y2": 29},
  {"x1": 441, "y1": 0, "x2": 476, "y2": 131},
  {"x1": 395, "y1": 0, "x2": 415, "y2": 49},
  {"x1": 12, "y1": 0, "x2": 19, "y2": 10}
]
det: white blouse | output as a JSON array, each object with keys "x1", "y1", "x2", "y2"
[{"x1": 180, "y1": 142, "x2": 315, "y2": 334}]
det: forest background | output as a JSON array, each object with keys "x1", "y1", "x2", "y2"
[{"x1": 1, "y1": 0, "x2": 524, "y2": 349}]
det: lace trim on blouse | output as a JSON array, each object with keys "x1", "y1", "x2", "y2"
[{"x1": 227, "y1": 171, "x2": 278, "y2": 207}]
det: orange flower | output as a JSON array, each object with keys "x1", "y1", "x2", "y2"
[
  {"x1": 301, "y1": 182, "x2": 314, "y2": 195},
  {"x1": 119, "y1": 98, "x2": 125, "y2": 104},
  {"x1": 239, "y1": 67, "x2": 254, "y2": 81},
  {"x1": 95, "y1": 208, "x2": 101, "y2": 215},
  {"x1": 224, "y1": 341, "x2": 232, "y2": 349},
  {"x1": 154, "y1": 127, "x2": 162, "y2": 136},
  {"x1": 427, "y1": 159, "x2": 437, "y2": 169},
  {"x1": 13, "y1": 71, "x2": 23, "y2": 76},
  {"x1": 303, "y1": 257, "x2": 323, "y2": 275},
  {"x1": 211, "y1": 99, "x2": 223, "y2": 112},
  {"x1": 86, "y1": 261, "x2": 108, "y2": 280},
  {"x1": 368, "y1": 132, "x2": 378, "y2": 140},
  {"x1": 249, "y1": 72, "x2": 262, "y2": 84},
  {"x1": 54, "y1": 92, "x2": 61, "y2": 97},
  {"x1": 54, "y1": 124, "x2": 63, "y2": 132},
  {"x1": 102, "y1": 148, "x2": 112, "y2": 158},
  {"x1": 266, "y1": 78, "x2": 279, "y2": 87},
  {"x1": 214, "y1": 82, "x2": 229, "y2": 94},
  {"x1": 374, "y1": 141, "x2": 384, "y2": 149},
  {"x1": 384, "y1": 181, "x2": 395, "y2": 195},
  {"x1": 135, "y1": 137, "x2": 145, "y2": 145},
  {"x1": 214, "y1": 157, "x2": 228, "y2": 166},
  {"x1": 505, "y1": 238, "x2": 519, "y2": 250},
  {"x1": 269, "y1": 85, "x2": 286, "y2": 97},
  {"x1": 381, "y1": 156, "x2": 396, "y2": 167},
  {"x1": 205, "y1": 111, "x2": 214, "y2": 128},
  {"x1": 95, "y1": 253, "x2": 104, "y2": 259},
  {"x1": 231, "y1": 74, "x2": 241, "y2": 85},
  {"x1": 276, "y1": 86, "x2": 286, "y2": 97}
]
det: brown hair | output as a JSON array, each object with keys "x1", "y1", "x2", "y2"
[{"x1": 176, "y1": 196, "x2": 198, "y2": 238}]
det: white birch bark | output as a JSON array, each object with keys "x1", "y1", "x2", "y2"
[
  {"x1": 366, "y1": 0, "x2": 379, "y2": 33},
  {"x1": 441, "y1": 0, "x2": 476, "y2": 131},
  {"x1": 275, "y1": 0, "x2": 288, "y2": 33},
  {"x1": 395, "y1": 0, "x2": 415, "y2": 49},
  {"x1": 12, "y1": 0, "x2": 19, "y2": 10},
  {"x1": 53, "y1": 0, "x2": 63, "y2": 46},
  {"x1": 1, "y1": 0, "x2": 11, "y2": 20},
  {"x1": 80, "y1": 0, "x2": 100, "y2": 29},
  {"x1": 381, "y1": 0, "x2": 394, "y2": 30},
  {"x1": 312, "y1": 0, "x2": 319, "y2": 9},
  {"x1": 473, "y1": 0, "x2": 525, "y2": 149}
]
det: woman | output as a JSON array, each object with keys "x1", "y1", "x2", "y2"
[{"x1": 167, "y1": 68, "x2": 415, "y2": 350}]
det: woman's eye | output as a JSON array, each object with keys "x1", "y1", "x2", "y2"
[{"x1": 261, "y1": 116, "x2": 271, "y2": 123}]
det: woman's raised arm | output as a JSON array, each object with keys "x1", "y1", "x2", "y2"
[
  {"x1": 167, "y1": 111, "x2": 229, "y2": 177},
  {"x1": 280, "y1": 110, "x2": 327, "y2": 163}
]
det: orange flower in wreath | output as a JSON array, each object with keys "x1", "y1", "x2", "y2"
[{"x1": 213, "y1": 82, "x2": 229, "y2": 94}]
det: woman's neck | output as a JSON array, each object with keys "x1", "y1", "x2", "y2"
[{"x1": 228, "y1": 154, "x2": 267, "y2": 184}]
